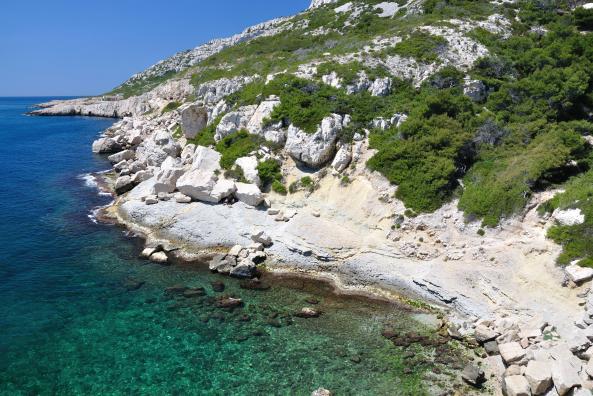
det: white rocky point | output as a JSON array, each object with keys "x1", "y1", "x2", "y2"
[
  {"x1": 524, "y1": 360, "x2": 552, "y2": 395},
  {"x1": 235, "y1": 183, "x2": 263, "y2": 206},
  {"x1": 565, "y1": 264, "x2": 593, "y2": 284},
  {"x1": 503, "y1": 375, "x2": 531, "y2": 396},
  {"x1": 499, "y1": 342, "x2": 526, "y2": 364},
  {"x1": 180, "y1": 104, "x2": 208, "y2": 139},
  {"x1": 285, "y1": 114, "x2": 343, "y2": 168},
  {"x1": 235, "y1": 156, "x2": 261, "y2": 186},
  {"x1": 308, "y1": 0, "x2": 338, "y2": 9}
]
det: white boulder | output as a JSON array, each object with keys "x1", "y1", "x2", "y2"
[
  {"x1": 209, "y1": 179, "x2": 236, "y2": 202},
  {"x1": 503, "y1": 375, "x2": 531, "y2": 396},
  {"x1": 369, "y1": 77, "x2": 391, "y2": 96},
  {"x1": 235, "y1": 156, "x2": 261, "y2": 186},
  {"x1": 285, "y1": 114, "x2": 342, "y2": 168},
  {"x1": 180, "y1": 104, "x2": 208, "y2": 139},
  {"x1": 153, "y1": 156, "x2": 185, "y2": 194},
  {"x1": 524, "y1": 360, "x2": 552, "y2": 395},
  {"x1": 553, "y1": 208, "x2": 585, "y2": 226},
  {"x1": 565, "y1": 264, "x2": 593, "y2": 284},
  {"x1": 331, "y1": 143, "x2": 352, "y2": 172},
  {"x1": 235, "y1": 183, "x2": 263, "y2": 206},
  {"x1": 214, "y1": 105, "x2": 257, "y2": 142},
  {"x1": 551, "y1": 359, "x2": 581, "y2": 395},
  {"x1": 499, "y1": 342, "x2": 526, "y2": 364}
]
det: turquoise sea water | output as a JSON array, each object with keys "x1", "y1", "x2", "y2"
[{"x1": 0, "y1": 98, "x2": 461, "y2": 395}]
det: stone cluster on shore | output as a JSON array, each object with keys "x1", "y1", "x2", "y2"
[{"x1": 451, "y1": 301, "x2": 593, "y2": 395}]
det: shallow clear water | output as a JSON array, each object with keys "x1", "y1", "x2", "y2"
[{"x1": 0, "y1": 98, "x2": 455, "y2": 395}]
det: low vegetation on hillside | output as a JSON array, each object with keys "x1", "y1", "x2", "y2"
[{"x1": 108, "y1": 0, "x2": 593, "y2": 266}]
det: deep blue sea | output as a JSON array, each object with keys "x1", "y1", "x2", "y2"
[{"x1": 0, "y1": 98, "x2": 446, "y2": 395}]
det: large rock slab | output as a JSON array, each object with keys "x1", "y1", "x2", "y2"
[
  {"x1": 180, "y1": 104, "x2": 208, "y2": 139},
  {"x1": 285, "y1": 114, "x2": 342, "y2": 168},
  {"x1": 92, "y1": 137, "x2": 121, "y2": 154},
  {"x1": 565, "y1": 264, "x2": 593, "y2": 284},
  {"x1": 551, "y1": 359, "x2": 581, "y2": 395}
]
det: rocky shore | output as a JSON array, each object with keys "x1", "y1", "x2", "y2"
[
  {"x1": 29, "y1": 1, "x2": 593, "y2": 393},
  {"x1": 60, "y1": 96, "x2": 590, "y2": 395}
]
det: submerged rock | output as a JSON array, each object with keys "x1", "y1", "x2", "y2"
[
  {"x1": 215, "y1": 296, "x2": 243, "y2": 309},
  {"x1": 295, "y1": 307, "x2": 321, "y2": 318}
]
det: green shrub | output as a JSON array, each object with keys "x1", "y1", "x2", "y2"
[
  {"x1": 161, "y1": 101, "x2": 181, "y2": 114},
  {"x1": 272, "y1": 180, "x2": 288, "y2": 195},
  {"x1": 215, "y1": 130, "x2": 264, "y2": 169},
  {"x1": 340, "y1": 175, "x2": 351, "y2": 186},
  {"x1": 300, "y1": 176, "x2": 314, "y2": 188},
  {"x1": 187, "y1": 115, "x2": 221, "y2": 147},
  {"x1": 384, "y1": 31, "x2": 447, "y2": 63},
  {"x1": 289, "y1": 181, "x2": 299, "y2": 194},
  {"x1": 257, "y1": 159, "x2": 283, "y2": 187},
  {"x1": 224, "y1": 167, "x2": 247, "y2": 183},
  {"x1": 575, "y1": 7, "x2": 593, "y2": 30},
  {"x1": 477, "y1": 229, "x2": 485, "y2": 236}
]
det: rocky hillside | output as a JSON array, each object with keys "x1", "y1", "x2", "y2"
[{"x1": 32, "y1": 0, "x2": 593, "y2": 393}]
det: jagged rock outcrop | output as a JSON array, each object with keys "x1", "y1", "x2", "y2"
[{"x1": 285, "y1": 114, "x2": 343, "y2": 168}]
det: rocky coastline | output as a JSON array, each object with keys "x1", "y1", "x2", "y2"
[{"x1": 29, "y1": 0, "x2": 593, "y2": 393}]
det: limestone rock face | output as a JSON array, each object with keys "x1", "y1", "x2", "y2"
[
  {"x1": 246, "y1": 96, "x2": 281, "y2": 136},
  {"x1": 308, "y1": 0, "x2": 338, "y2": 9},
  {"x1": 235, "y1": 156, "x2": 261, "y2": 186},
  {"x1": 463, "y1": 78, "x2": 487, "y2": 102},
  {"x1": 136, "y1": 130, "x2": 181, "y2": 167},
  {"x1": 210, "y1": 179, "x2": 236, "y2": 202},
  {"x1": 565, "y1": 264, "x2": 593, "y2": 284},
  {"x1": 369, "y1": 77, "x2": 392, "y2": 96},
  {"x1": 197, "y1": 76, "x2": 257, "y2": 105},
  {"x1": 551, "y1": 359, "x2": 581, "y2": 395},
  {"x1": 285, "y1": 114, "x2": 343, "y2": 168},
  {"x1": 180, "y1": 104, "x2": 208, "y2": 139},
  {"x1": 553, "y1": 208, "x2": 585, "y2": 226},
  {"x1": 235, "y1": 183, "x2": 263, "y2": 206},
  {"x1": 215, "y1": 105, "x2": 258, "y2": 142}
]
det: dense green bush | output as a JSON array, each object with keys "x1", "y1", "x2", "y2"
[
  {"x1": 257, "y1": 159, "x2": 283, "y2": 187},
  {"x1": 272, "y1": 180, "x2": 288, "y2": 195},
  {"x1": 215, "y1": 130, "x2": 264, "y2": 169},
  {"x1": 575, "y1": 7, "x2": 593, "y2": 30}
]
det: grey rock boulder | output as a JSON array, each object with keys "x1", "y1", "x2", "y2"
[
  {"x1": 108, "y1": 149, "x2": 135, "y2": 163},
  {"x1": 114, "y1": 176, "x2": 135, "y2": 195},
  {"x1": 235, "y1": 183, "x2": 263, "y2": 206},
  {"x1": 503, "y1": 375, "x2": 531, "y2": 396},
  {"x1": 285, "y1": 114, "x2": 342, "y2": 168},
  {"x1": 525, "y1": 360, "x2": 552, "y2": 395},
  {"x1": 92, "y1": 137, "x2": 121, "y2": 154},
  {"x1": 180, "y1": 104, "x2": 208, "y2": 139}
]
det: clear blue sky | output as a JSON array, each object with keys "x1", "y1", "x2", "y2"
[{"x1": 0, "y1": 0, "x2": 310, "y2": 96}]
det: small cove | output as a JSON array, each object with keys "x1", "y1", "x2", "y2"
[{"x1": 0, "y1": 97, "x2": 467, "y2": 395}]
